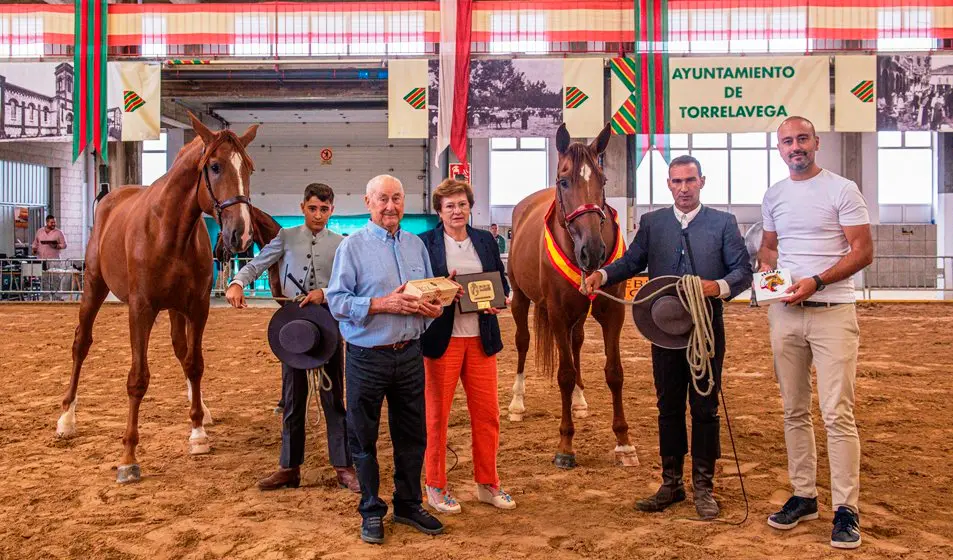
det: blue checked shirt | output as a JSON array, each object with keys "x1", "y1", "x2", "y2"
[{"x1": 326, "y1": 220, "x2": 435, "y2": 347}]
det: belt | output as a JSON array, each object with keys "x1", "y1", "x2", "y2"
[
  {"x1": 794, "y1": 301, "x2": 850, "y2": 308},
  {"x1": 371, "y1": 339, "x2": 416, "y2": 352}
]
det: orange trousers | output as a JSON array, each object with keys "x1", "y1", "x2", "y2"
[{"x1": 424, "y1": 336, "x2": 501, "y2": 489}]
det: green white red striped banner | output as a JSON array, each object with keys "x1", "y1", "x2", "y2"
[
  {"x1": 564, "y1": 86, "x2": 589, "y2": 109},
  {"x1": 851, "y1": 80, "x2": 874, "y2": 103},
  {"x1": 72, "y1": 0, "x2": 108, "y2": 162},
  {"x1": 403, "y1": 87, "x2": 427, "y2": 110}
]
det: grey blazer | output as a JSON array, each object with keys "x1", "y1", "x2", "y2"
[
  {"x1": 230, "y1": 224, "x2": 343, "y2": 298},
  {"x1": 603, "y1": 206, "x2": 752, "y2": 302}
]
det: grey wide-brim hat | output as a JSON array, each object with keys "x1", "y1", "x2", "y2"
[
  {"x1": 267, "y1": 302, "x2": 340, "y2": 370},
  {"x1": 631, "y1": 275, "x2": 710, "y2": 350}
]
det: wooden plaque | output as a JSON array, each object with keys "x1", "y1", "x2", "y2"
[{"x1": 456, "y1": 271, "x2": 507, "y2": 314}]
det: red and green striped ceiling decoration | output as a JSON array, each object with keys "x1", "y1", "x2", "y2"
[
  {"x1": 73, "y1": 0, "x2": 109, "y2": 163},
  {"x1": 612, "y1": 0, "x2": 670, "y2": 166}
]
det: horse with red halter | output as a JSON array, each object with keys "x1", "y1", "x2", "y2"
[
  {"x1": 55, "y1": 114, "x2": 259, "y2": 483},
  {"x1": 506, "y1": 122, "x2": 638, "y2": 469}
]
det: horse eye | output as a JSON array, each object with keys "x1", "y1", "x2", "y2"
[
  {"x1": 210, "y1": 163, "x2": 221, "y2": 174},
  {"x1": 558, "y1": 178, "x2": 569, "y2": 189}
]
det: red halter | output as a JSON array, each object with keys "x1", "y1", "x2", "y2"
[{"x1": 564, "y1": 203, "x2": 606, "y2": 223}]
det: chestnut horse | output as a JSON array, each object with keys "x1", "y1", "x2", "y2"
[
  {"x1": 507, "y1": 123, "x2": 637, "y2": 469},
  {"x1": 213, "y1": 205, "x2": 284, "y2": 300},
  {"x1": 55, "y1": 114, "x2": 259, "y2": 483}
]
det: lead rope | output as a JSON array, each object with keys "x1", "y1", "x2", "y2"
[{"x1": 585, "y1": 274, "x2": 749, "y2": 526}]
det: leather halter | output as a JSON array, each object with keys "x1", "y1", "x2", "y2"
[
  {"x1": 555, "y1": 156, "x2": 608, "y2": 226},
  {"x1": 196, "y1": 130, "x2": 255, "y2": 224}
]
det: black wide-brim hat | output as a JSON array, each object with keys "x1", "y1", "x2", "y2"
[
  {"x1": 267, "y1": 302, "x2": 340, "y2": 370},
  {"x1": 631, "y1": 275, "x2": 710, "y2": 350}
]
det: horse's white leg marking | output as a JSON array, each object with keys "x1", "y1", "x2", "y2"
[
  {"x1": 189, "y1": 425, "x2": 211, "y2": 455},
  {"x1": 231, "y1": 152, "x2": 252, "y2": 249},
  {"x1": 187, "y1": 378, "x2": 213, "y2": 427},
  {"x1": 508, "y1": 373, "x2": 526, "y2": 422},
  {"x1": 571, "y1": 385, "x2": 589, "y2": 418},
  {"x1": 56, "y1": 398, "x2": 77, "y2": 438},
  {"x1": 614, "y1": 444, "x2": 640, "y2": 467}
]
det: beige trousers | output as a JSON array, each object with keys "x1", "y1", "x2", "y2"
[{"x1": 768, "y1": 303, "x2": 861, "y2": 512}]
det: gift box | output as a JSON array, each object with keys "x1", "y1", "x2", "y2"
[
  {"x1": 752, "y1": 269, "x2": 793, "y2": 304},
  {"x1": 404, "y1": 277, "x2": 459, "y2": 307}
]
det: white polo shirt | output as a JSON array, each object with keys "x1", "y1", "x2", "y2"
[{"x1": 761, "y1": 168, "x2": 870, "y2": 303}]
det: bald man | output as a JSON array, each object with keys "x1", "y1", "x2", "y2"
[
  {"x1": 326, "y1": 175, "x2": 445, "y2": 544},
  {"x1": 759, "y1": 116, "x2": 873, "y2": 550}
]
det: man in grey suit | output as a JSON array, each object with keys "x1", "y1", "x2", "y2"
[
  {"x1": 583, "y1": 155, "x2": 751, "y2": 519},
  {"x1": 226, "y1": 183, "x2": 359, "y2": 493}
]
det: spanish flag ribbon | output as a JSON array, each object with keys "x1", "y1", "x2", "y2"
[{"x1": 543, "y1": 201, "x2": 625, "y2": 287}]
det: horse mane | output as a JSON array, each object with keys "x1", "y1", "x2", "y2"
[{"x1": 561, "y1": 142, "x2": 606, "y2": 188}]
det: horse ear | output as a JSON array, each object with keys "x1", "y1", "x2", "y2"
[
  {"x1": 589, "y1": 122, "x2": 612, "y2": 155},
  {"x1": 188, "y1": 112, "x2": 215, "y2": 146},
  {"x1": 556, "y1": 122, "x2": 571, "y2": 154},
  {"x1": 239, "y1": 123, "x2": 259, "y2": 148}
]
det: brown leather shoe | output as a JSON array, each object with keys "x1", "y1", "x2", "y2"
[
  {"x1": 257, "y1": 467, "x2": 300, "y2": 491},
  {"x1": 334, "y1": 466, "x2": 360, "y2": 493}
]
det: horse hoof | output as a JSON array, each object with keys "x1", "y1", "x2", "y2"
[
  {"x1": 614, "y1": 445, "x2": 639, "y2": 467},
  {"x1": 55, "y1": 421, "x2": 76, "y2": 439},
  {"x1": 553, "y1": 453, "x2": 577, "y2": 469},
  {"x1": 509, "y1": 413, "x2": 524, "y2": 422},
  {"x1": 571, "y1": 408, "x2": 589, "y2": 419},
  {"x1": 117, "y1": 464, "x2": 141, "y2": 484},
  {"x1": 189, "y1": 437, "x2": 211, "y2": 455}
]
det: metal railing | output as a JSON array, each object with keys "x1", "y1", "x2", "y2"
[{"x1": 3, "y1": 254, "x2": 952, "y2": 302}]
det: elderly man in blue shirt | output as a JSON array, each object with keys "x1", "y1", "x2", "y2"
[{"x1": 326, "y1": 174, "x2": 445, "y2": 544}]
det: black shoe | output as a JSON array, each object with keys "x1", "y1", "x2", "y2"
[
  {"x1": 692, "y1": 457, "x2": 720, "y2": 520},
  {"x1": 393, "y1": 505, "x2": 444, "y2": 536},
  {"x1": 831, "y1": 506, "x2": 862, "y2": 549},
  {"x1": 767, "y1": 496, "x2": 819, "y2": 530},
  {"x1": 635, "y1": 455, "x2": 686, "y2": 512},
  {"x1": 361, "y1": 516, "x2": 385, "y2": 544}
]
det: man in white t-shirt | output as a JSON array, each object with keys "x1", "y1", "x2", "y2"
[{"x1": 758, "y1": 116, "x2": 874, "y2": 550}]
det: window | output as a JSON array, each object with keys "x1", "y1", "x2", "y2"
[
  {"x1": 878, "y1": 9, "x2": 935, "y2": 51},
  {"x1": 0, "y1": 16, "x2": 45, "y2": 58},
  {"x1": 635, "y1": 133, "x2": 786, "y2": 207},
  {"x1": 233, "y1": 15, "x2": 272, "y2": 57},
  {"x1": 276, "y1": 14, "x2": 308, "y2": 56},
  {"x1": 388, "y1": 13, "x2": 425, "y2": 55},
  {"x1": 311, "y1": 15, "x2": 348, "y2": 56},
  {"x1": 490, "y1": 137, "x2": 548, "y2": 206},
  {"x1": 878, "y1": 131, "x2": 934, "y2": 205},
  {"x1": 141, "y1": 132, "x2": 168, "y2": 186},
  {"x1": 489, "y1": 13, "x2": 548, "y2": 54},
  {"x1": 141, "y1": 15, "x2": 167, "y2": 58},
  {"x1": 350, "y1": 14, "x2": 386, "y2": 56}
]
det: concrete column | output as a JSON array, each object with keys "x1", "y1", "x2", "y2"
[{"x1": 107, "y1": 141, "x2": 142, "y2": 187}]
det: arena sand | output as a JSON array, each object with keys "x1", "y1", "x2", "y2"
[{"x1": 0, "y1": 303, "x2": 951, "y2": 559}]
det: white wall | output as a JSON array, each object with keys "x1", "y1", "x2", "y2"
[{"x1": 232, "y1": 121, "x2": 427, "y2": 216}]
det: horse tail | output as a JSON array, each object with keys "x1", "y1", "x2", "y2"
[{"x1": 533, "y1": 305, "x2": 557, "y2": 380}]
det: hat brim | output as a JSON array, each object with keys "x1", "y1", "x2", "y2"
[
  {"x1": 267, "y1": 302, "x2": 340, "y2": 369},
  {"x1": 631, "y1": 275, "x2": 711, "y2": 350}
]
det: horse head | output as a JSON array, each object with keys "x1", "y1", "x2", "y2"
[
  {"x1": 554, "y1": 121, "x2": 612, "y2": 274},
  {"x1": 189, "y1": 112, "x2": 259, "y2": 254}
]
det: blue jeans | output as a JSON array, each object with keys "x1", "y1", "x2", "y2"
[{"x1": 345, "y1": 340, "x2": 427, "y2": 519}]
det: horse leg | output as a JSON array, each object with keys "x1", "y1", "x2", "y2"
[
  {"x1": 118, "y1": 301, "x2": 158, "y2": 484},
  {"x1": 570, "y1": 322, "x2": 589, "y2": 419},
  {"x1": 508, "y1": 286, "x2": 531, "y2": 422},
  {"x1": 593, "y1": 299, "x2": 638, "y2": 467},
  {"x1": 57, "y1": 269, "x2": 109, "y2": 438},
  {"x1": 553, "y1": 315, "x2": 580, "y2": 469},
  {"x1": 183, "y1": 302, "x2": 211, "y2": 455},
  {"x1": 171, "y1": 310, "x2": 212, "y2": 426}
]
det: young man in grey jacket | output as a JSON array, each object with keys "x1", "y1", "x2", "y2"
[{"x1": 226, "y1": 183, "x2": 359, "y2": 493}]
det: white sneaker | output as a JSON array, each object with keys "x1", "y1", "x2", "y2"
[
  {"x1": 426, "y1": 485, "x2": 462, "y2": 514},
  {"x1": 477, "y1": 483, "x2": 516, "y2": 510}
]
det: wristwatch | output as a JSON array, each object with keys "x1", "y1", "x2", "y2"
[{"x1": 812, "y1": 275, "x2": 826, "y2": 291}]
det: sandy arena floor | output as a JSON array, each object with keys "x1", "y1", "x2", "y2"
[{"x1": 0, "y1": 302, "x2": 951, "y2": 559}]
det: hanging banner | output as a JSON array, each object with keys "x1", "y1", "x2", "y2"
[
  {"x1": 876, "y1": 55, "x2": 953, "y2": 131},
  {"x1": 835, "y1": 56, "x2": 876, "y2": 132},
  {"x1": 667, "y1": 56, "x2": 830, "y2": 133},
  {"x1": 562, "y1": 59, "x2": 604, "y2": 138},
  {"x1": 466, "y1": 59, "x2": 562, "y2": 138},
  {"x1": 108, "y1": 61, "x2": 161, "y2": 141},
  {"x1": 388, "y1": 59, "x2": 429, "y2": 139},
  {"x1": 0, "y1": 62, "x2": 158, "y2": 142}
]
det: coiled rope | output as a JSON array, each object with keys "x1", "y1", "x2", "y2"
[{"x1": 584, "y1": 274, "x2": 749, "y2": 525}]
